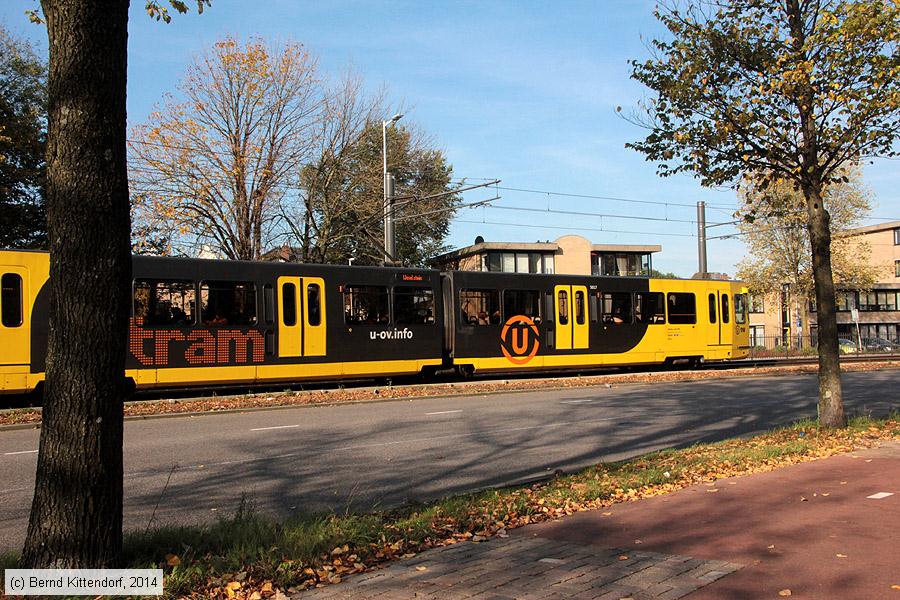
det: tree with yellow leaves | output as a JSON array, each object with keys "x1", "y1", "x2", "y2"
[
  {"x1": 736, "y1": 169, "x2": 882, "y2": 343},
  {"x1": 627, "y1": 0, "x2": 900, "y2": 428},
  {"x1": 130, "y1": 37, "x2": 319, "y2": 260}
]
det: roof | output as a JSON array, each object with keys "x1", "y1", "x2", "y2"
[
  {"x1": 844, "y1": 220, "x2": 900, "y2": 237},
  {"x1": 592, "y1": 244, "x2": 662, "y2": 253},
  {"x1": 431, "y1": 241, "x2": 559, "y2": 262},
  {"x1": 432, "y1": 239, "x2": 662, "y2": 264}
]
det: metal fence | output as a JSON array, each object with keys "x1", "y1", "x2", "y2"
[{"x1": 746, "y1": 334, "x2": 900, "y2": 360}]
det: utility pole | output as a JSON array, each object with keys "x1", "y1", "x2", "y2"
[
  {"x1": 382, "y1": 113, "x2": 403, "y2": 265},
  {"x1": 384, "y1": 174, "x2": 396, "y2": 263},
  {"x1": 697, "y1": 200, "x2": 708, "y2": 278}
]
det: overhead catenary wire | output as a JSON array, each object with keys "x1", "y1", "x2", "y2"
[{"x1": 454, "y1": 218, "x2": 697, "y2": 238}]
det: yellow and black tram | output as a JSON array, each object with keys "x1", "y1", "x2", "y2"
[{"x1": 0, "y1": 249, "x2": 749, "y2": 395}]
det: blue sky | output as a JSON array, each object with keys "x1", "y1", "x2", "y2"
[{"x1": 4, "y1": 1, "x2": 899, "y2": 275}]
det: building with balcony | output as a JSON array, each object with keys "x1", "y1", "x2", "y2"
[{"x1": 430, "y1": 234, "x2": 661, "y2": 277}]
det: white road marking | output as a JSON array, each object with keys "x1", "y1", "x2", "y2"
[
  {"x1": 3, "y1": 450, "x2": 38, "y2": 456},
  {"x1": 250, "y1": 424, "x2": 300, "y2": 432},
  {"x1": 426, "y1": 410, "x2": 463, "y2": 415},
  {"x1": 127, "y1": 416, "x2": 619, "y2": 476},
  {"x1": 560, "y1": 399, "x2": 597, "y2": 404},
  {"x1": 866, "y1": 492, "x2": 894, "y2": 499}
]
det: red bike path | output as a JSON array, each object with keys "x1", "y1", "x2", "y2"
[{"x1": 532, "y1": 441, "x2": 900, "y2": 599}]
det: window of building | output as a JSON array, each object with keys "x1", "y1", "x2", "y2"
[
  {"x1": 502, "y1": 253, "x2": 515, "y2": 273},
  {"x1": 503, "y1": 289, "x2": 541, "y2": 320},
  {"x1": 750, "y1": 325, "x2": 765, "y2": 347},
  {"x1": 875, "y1": 290, "x2": 899, "y2": 311},
  {"x1": 1, "y1": 273, "x2": 23, "y2": 328},
  {"x1": 201, "y1": 281, "x2": 256, "y2": 327},
  {"x1": 598, "y1": 291, "x2": 633, "y2": 324},
  {"x1": 558, "y1": 289, "x2": 569, "y2": 325},
  {"x1": 721, "y1": 294, "x2": 730, "y2": 324},
  {"x1": 896, "y1": 260, "x2": 900, "y2": 278},
  {"x1": 734, "y1": 293, "x2": 748, "y2": 324},
  {"x1": 484, "y1": 251, "x2": 552, "y2": 274},
  {"x1": 575, "y1": 290, "x2": 586, "y2": 325},
  {"x1": 307, "y1": 283, "x2": 322, "y2": 326},
  {"x1": 708, "y1": 293, "x2": 717, "y2": 324},
  {"x1": 749, "y1": 294, "x2": 764, "y2": 313},
  {"x1": 281, "y1": 282, "x2": 297, "y2": 326},
  {"x1": 859, "y1": 291, "x2": 878, "y2": 311},
  {"x1": 394, "y1": 286, "x2": 434, "y2": 324},
  {"x1": 344, "y1": 285, "x2": 389, "y2": 325},
  {"x1": 667, "y1": 292, "x2": 696, "y2": 325},
  {"x1": 836, "y1": 292, "x2": 856, "y2": 311},
  {"x1": 542, "y1": 254, "x2": 554, "y2": 274},
  {"x1": 515, "y1": 253, "x2": 528, "y2": 274},
  {"x1": 635, "y1": 292, "x2": 665, "y2": 324},
  {"x1": 134, "y1": 279, "x2": 196, "y2": 327},
  {"x1": 894, "y1": 228, "x2": 900, "y2": 245},
  {"x1": 460, "y1": 289, "x2": 501, "y2": 325},
  {"x1": 593, "y1": 252, "x2": 652, "y2": 277}
]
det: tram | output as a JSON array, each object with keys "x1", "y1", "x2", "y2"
[{"x1": 0, "y1": 249, "x2": 749, "y2": 394}]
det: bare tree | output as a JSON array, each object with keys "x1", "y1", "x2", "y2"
[
  {"x1": 130, "y1": 37, "x2": 320, "y2": 260},
  {"x1": 282, "y1": 75, "x2": 461, "y2": 267}
]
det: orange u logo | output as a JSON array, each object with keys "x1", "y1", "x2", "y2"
[{"x1": 500, "y1": 315, "x2": 541, "y2": 365}]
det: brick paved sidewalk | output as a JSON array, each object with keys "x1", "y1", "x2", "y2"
[
  {"x1": 298, "y1": 535, "x2": 740, "y2": 600},
  {"x1": 294, "y1": 441, "x2": 899, "y2": 600}
]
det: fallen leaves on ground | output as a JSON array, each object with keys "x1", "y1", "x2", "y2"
[{"x1": 144, "y1": 415, "x2": 899, "y2": 599}]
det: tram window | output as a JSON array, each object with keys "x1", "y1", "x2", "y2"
[
  {"x1": 600, "y1": 292, "x2": 633, "y2": 324},
  {"x1": 503, "y1": 290, "x2": 541, "y2": 321},
  {"x1": 264, "y1": 284, "x2": 274, "y2": 324},
  {"x1": 201, "y1": 281, "x2": 257, "y2": 327},
  {"x1": 589, "y1": 292, "x2": 599, "y2": 322},
  {"x1": 575, "y1": 290, "x2": 586, "y2": 325},
  {"x1": 722, "y1": 294, "x2": 731, "y2": 324},
  {"x1": 307, "y1": 283, "x2": 322, "y2": 326},
  {"x1": 282, "y1": 283, "x2": 297, "y2": 327},
  {"x1": 708, "y1": 293, "x2": 717, "y2": 324},
  {"x1": 667, "y1": 292, "x2": 696, "y2": 324},
  {"x1": 558, "y1": 290, "x2": 569, "y2": 325},
  {"x1": 394, "y1": 286, "x2": 435, "y2": 325},
  {"x1": 635, "y1": 292, "x2": 666, "y2": 324},
  {"x1": 344, "y1": 285, "x2": 389, "y2": 325},
  {"x1": 134, "y1": 279, "x2": 196, "y2": 327},
  {"x1": 460, "y1": 289, "x2": 501, "y2": 326},
  {"x1": 1, "y1": 273, "x2": 23, "y2": 327},
  {"x1": 734, "y1": 293, "x2": 747, "y2": 325}
]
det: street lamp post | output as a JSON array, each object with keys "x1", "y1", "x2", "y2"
[{"x1": 383, "y1": 113, "x2": 403, "y2": 265}]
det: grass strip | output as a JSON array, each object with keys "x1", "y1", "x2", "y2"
[{"x1": 2, "y1": 414, "x2": 898, "y2": 599}]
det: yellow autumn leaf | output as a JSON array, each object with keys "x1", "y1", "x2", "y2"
[{"x1": 779, "y1": 590, "x2": 792, "y2": 597}]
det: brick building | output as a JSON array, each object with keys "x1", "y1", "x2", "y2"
[{"x1": 748, "y1": 220, "x2": 900, "y2": 347}]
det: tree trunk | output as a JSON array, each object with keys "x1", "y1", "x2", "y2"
[
  {"x1": 804, "y1": 184, "x2": 846, "y2": 428},
  {"x1": 22, "y1": 0, "x2": 131, "y2": 568}
]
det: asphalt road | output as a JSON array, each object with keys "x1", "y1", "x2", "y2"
[{"x1": 1, "y1": 370, "x2": 898, "y2": 551}]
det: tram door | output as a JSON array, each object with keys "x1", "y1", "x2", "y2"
[
  {"x1": 277, "y1": 276, "x2": 326, "y2": 358},
  {"x1": 554, "y1": 284, "x2": 589, "y2": 350},
  {"x1": 0, "y1": 268, "x2": 28, "y2": 366},
  {"x1": 707, "y1": 290, "x2": 734, "y2": 347}
]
